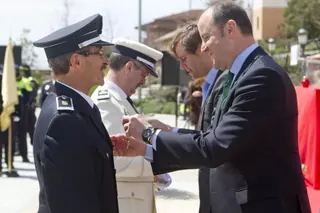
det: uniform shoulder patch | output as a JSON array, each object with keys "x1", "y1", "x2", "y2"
[
  {"x1": 56, "y1": 95, "x2": 74, "y2": 111},
  {"x1": 97, "y1": 89, "x2": 110, "y2": 100}
]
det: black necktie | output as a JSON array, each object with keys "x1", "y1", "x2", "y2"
[
  {"x1": 126, "y1": 96, "x2": 139, "y2": 114},
  {"x1": 93, "y1": 104, "x2": 102, "y2": 121}
]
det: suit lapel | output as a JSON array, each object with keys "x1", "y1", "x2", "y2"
[
  {"x1": 199, "y1": 70, "x2": 223, "y2": 130},
  {"x1": 55, "y1": 82, "x2": 113, "y2": 149},
  {"x1": 199, "y1": 78, "x2": 215, "y2": 129},
  {"x1": 88, "y1": 109, "x2": 112, "y2": 148},
  {"x1": 215, "y1": 46, "x2": 267, "y2": 124},
  {"x1": 231, "y1": 46, "x2": 267, "y2": 89}
]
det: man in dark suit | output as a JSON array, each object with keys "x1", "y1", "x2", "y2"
[
  {"x1": 112, "y1": 2, "x2": 311, "y2": 213},
  {"x1": 150, "y1": 23, "x2": 226, "y2": 213},
  {"x1": 33, "y1": 14, "x2": 119, "y2": 213}
]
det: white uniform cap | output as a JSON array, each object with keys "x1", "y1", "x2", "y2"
[{"x1": 112, "y1": 38, "x2": 163, "y2": 77}]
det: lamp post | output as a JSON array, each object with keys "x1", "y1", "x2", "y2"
[
  {"x1": 297, "y1": 28, "x2": 308, "y2": 57},
  {"x1": 267, "y1": 38, "x2": 276, "y2": 56},
  {"x1": 297, "y1": 28, "x2": 310, "y2": 87}
]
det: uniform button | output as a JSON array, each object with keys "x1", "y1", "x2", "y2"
[
  {"x1": 106, "y1": 153, "x2": 109, "y2": 158},
  {"x1": 131, "y1": 192, "x2": 134, "y2": 197}
]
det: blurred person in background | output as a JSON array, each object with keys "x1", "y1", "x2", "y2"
[
  {"x1": 185, "y1": 77, "x2": 205, "y2": 129},
  {"x1": 20, "y1": 64, "x2": 39, "y2": 145},
  {"x1": 16, "y1": 65, "x2": 32, "y2": 162},
  {"x1": 39, "y1": 71, "x2": 56, "y2": 108},
  {"x1": 0, "y1": 65, "x2": 22, "y2": 176}
]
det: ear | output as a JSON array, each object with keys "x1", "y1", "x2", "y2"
[
  {"x1": 69, "y1": 53, "x2": 82, "y2": 70},
  {"x1": 124, "y1": 61, "x2": 134, "y2": 74},
  {"x1": 225, "y1": 20, "x2": 237, "y2": 38}
]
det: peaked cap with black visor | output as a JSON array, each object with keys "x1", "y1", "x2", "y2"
[{"x1": 33, "y1": 14, "x2": 113, "y2": 59}]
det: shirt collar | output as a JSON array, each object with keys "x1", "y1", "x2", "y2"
[
  {"x1": 56, "y1": 80, "x2": 94, "y2": 108},
  {"x1": 205, "y1": 68, "x2": 219, "y2": 84},
  {"x1": 230, "y1": 43, "x2": 259, "y2": 76},
  {"x1": 104, "y1": 79, "x2": 127, "y2": 100}
]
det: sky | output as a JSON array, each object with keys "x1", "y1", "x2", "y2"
[{"x1": 0, "y1": 0, "x2": 249, "y2": 70}]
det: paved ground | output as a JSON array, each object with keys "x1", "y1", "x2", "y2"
[{"x1": 0, "y1": 111, "x2": 199, "y2": 213}]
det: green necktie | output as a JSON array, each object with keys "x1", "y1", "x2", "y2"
[{"x1": 218, "y1": 71, "x2": 235, "y2": 109}]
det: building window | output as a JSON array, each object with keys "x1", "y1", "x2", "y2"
[{"x1": 256, "y1": 17, "x2": 260, "y2": 30}]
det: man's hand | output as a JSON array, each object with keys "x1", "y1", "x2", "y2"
[
  {"x1": 111, "y1": 133, "x2": 146, "y2": 157},
  {"x1": 122, "y1": 114, "x2": 151, "y2": 141},
  {"x1": 147, "y1": 119, "x2": 172, "y2": 131}
]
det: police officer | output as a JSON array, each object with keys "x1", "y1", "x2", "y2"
[
  {"x1": 33, "y1": 14, "x2": 119, "y2": 213},
  {"x1": 20, "y1": 64, "x2": 39, "y2": 144},
  {"x1": 16, "y1": 66, "x2": 32, "y2": 162},
  {"x1": 91, "y1": 38, "x2": 170, "y2": 213},
  {"x1": 39, "y1": 72, "x2": 56, "y2": 108}
]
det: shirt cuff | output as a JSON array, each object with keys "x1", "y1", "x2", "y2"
[
  {"x1": 151, "y1": 129, "x2": 162, "y2": 151},
  {"x1": 144, "y1": 144, "x2": 154, "y2": 162},
  {"x1": 171, "y1": 127, "x2": 179, "y2": 133}
]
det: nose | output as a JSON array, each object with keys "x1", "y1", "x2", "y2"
[
  {"x1": 180, "y1": 62, "x2": 187, "y2": 70},
  {"x1": 201, "y1": 43, "x2": 208, "y2": 53}
]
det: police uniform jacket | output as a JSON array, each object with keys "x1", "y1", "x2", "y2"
[
  {"x1": 33, "y1": 81, "x2": 119, "y2": 213},
  {"x1": 91, "y1": 79, "x2": 153, "y2": 180},
  {"x1": 39, "y1": 80, "x2": 56, "y2": 108}
]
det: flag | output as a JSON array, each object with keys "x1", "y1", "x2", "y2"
[{"x1": 0, "y1": 39, "x2": 18, "y2": 131}]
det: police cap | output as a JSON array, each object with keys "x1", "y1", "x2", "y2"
[
  {"x1": 112, "y1": 38, "x2": 163, "y2": 77},
  {"x1": 33, "y1": 14, "x2": 113, "y2": 59}
]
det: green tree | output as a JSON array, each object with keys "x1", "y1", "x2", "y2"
[
  {"x1": 20, "y1": 28, "x2": 38, "y2": 67},
  {"x1": 283, "y1": 0, "x2": 320, "y2": 39}
]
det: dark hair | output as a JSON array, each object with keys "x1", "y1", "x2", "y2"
[
  {"x1": 109, "y1": 52, "x2": 144, "y2": 71},
  {"x1": 170, "y1": 22, "x2": 202, "y2": 57},
  {"x1": 209, "y1": 1, "x2": 252, "y2": 36}
]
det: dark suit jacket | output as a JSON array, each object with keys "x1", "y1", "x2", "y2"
[
  {"x1": 33, "y1": 82, "x2": 119, "y2": 213},
  {"x1": 39, "y1": 80, "x2": 56, "y2": 108},
  {"x1": 151, "y1": 47, "x2": 311, "y2": 213},
  {"x1": 178, "y1": 70, "x2": 226, "y2": 213}
]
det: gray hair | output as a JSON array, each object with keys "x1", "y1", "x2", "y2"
[
  {"x1": 48, "y1": 52, "x2": 72, "y2": 75},
  {"x1": 109, "y1": 52, "x2": 146, "y2": 71}
]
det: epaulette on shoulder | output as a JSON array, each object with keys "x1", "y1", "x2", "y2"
[
  {"x1": 42, "y1": 79, "x2": 52, "y2": 84},
  {"x1": 56, "y1": 95, "x2": 74, "y2": 111},
  {"x1": 97, "y1": 89, "x2": 110, "y2": 101}
]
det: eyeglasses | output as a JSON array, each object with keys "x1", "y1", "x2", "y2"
[{"x1": 76, "y1": 49, "x2": 106, "y2": 60}]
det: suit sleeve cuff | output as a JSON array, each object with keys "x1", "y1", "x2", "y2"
[{"x1": 171, "y1": 127, "x2": 179, "y2": 133}]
